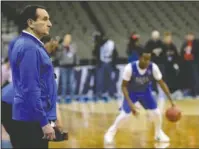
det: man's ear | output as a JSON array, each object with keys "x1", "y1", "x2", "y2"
[{"x1": 27, "y1": 19, "x2": 34, "y2": 29}]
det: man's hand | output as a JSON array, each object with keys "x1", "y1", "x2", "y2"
[
  {"x1": 42, "y1": 123, "x2": 56, "y2": 140},
  {"x1": 130, "y1": 104, "x2": 139, "y2": 116},
  {"x1": 171, "y1": 101, "x2": 176, "y2": 107},
  {"x1": 55, "y1": 120, "x2": 63, "y2": 132}
]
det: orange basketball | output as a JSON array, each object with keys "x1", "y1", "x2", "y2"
[{"x1": 165, "y1": 106, "x2": 181, "y2": 122}]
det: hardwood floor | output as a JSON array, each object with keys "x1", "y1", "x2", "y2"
[{"x1": 48, "y1": 99, "x2": 199, "y2": 148}]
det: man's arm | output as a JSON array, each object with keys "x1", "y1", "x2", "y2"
[
  {"x1": 157, "y1": 79, "x2": 175, "y2": 106},
  {"x1": 121, "y1": 63, "x2": 139, "y2": 115},
  {"x1": 20, "y1": 48, "x2": 48, "y2": 127},
  {"x1": 152, "y1": 63, "x2": 175, "y2": 106}
]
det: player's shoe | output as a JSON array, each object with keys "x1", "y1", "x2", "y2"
[
  {"x1": 104, "y1": 127, "x2": 117, "y2": 144},
  {"x1": 155, "y1": 130, "x2": 170, "y2": 142}
]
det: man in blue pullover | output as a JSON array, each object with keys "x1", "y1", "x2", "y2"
[
  {"x1": 8, "y1": 5, "x2": 57, "y2": 148},
  {"x1": 2, "y1": 35, "x2": 61, "y2": 148}
]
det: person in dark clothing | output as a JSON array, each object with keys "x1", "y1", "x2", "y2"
[
  {"x1": 180, "y1": 33, "x2": 199, "y2": 96},
  {"x1": 126, "y1": 32, "x2": 144, "y2": 62},
  {"x1": 195, "y1": 38, "x2": 199, "y2": 70},
  {"x1": 162, "y1": 32, "x2": 180, "y2": 93},
  {"x1": 145, "y1": 30, "x2": 166, "y2": 67},
  {"x1": 92, "y1": 33, "x2": 104, "y2": 66},
  {"x1": 50, "y1": 36, "x2": 62, "y2": 67},
  {"x1": 145, "y1": 30, "x2": 166, "y2": 101},
  {"x1": 92, "y1": 33, "x2": 118, "y2": 98}
]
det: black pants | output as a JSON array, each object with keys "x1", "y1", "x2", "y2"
[
  {"x1": 1, "y1": 101, "x2": 17, "y2": 147},
  {"x1": 179, "y1": 61, "x2": 198, "y2": 96},
  {"x1": 13, "y1": 120, "x2": 48, "y2": 148},
  {"x1": 1, "y1": 101, "x2": 48, "y2": 148},
  {"x1": 165, "y1": 63, "x2": 179, "y2": 93}
]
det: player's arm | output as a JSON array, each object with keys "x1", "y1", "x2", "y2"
[
  {"x1": 152, "y1": 63, "x2": 175, "y2": 106},
  {"x1": 122, "y1": 80, "x2": 134, "y2": 107},
  {"x1": 157, "y1": 80, "x2": 175, "y2": 106},
  {"x1": 121, "y1": 64, "x2": 138, "y2": 115}
]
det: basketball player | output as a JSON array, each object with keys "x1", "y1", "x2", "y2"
[{"x1": 104, "y1": 51, "x2": 175, "y2": 143}]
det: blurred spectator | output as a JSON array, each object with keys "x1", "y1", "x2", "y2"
[
  {"x1": 180, "y1": 33, "x2": 199, "y2": 96},
  {"x1": 162, "y1": 32, "x2": 180, "y2": 93},
  {"x1": 56, "y1": 34, "x2": 79, "y2": 99},
  {"x1": 195, "y1": 38, "x2": 199, "y2": 69},
  {"x1": 145, "y1": 30, "x2": 166, "y2": 101},
  {"x1": 41, "y1": 35, "x2": 60, "y2": 84},
  {"x1": 93, "y1": 34, "x2": 118, "y2": 98},
  {"x1": 92, "y1": 32, "x2": 104, "y2": 66},
  {"x1": 195, "y1": 38, "x2": 199, "y2": 96},
  {"x1": 51, "y1": 36, "x2": 62, "y2": 86},
  {"x1": 1, "y1": 57, "x2": 12, "y2": 88},
  {"x1": 145, "y1": 30, "x2": 165, "y2": 66},
  {"x1": 50, "y1": 36, "x2": 62, "y2": 67},
  {"x1": 126, "y1": 32, "x2": 144, "y2": 62},
  {"x1": 40, "y1": 35, "x2": 59, "y2": 55}
]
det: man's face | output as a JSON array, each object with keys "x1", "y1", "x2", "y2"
[
  {"x1": 164, "y1": 35, "x2": 172, "y2": 44},
  {"x1": 139, "y1": 53, "x2": 151, "y2": 69},
  {"x1": 151, "y1": 31, "x2": 160, "y2": 41},
  {"x1": 63, "y1": 34, "x2": 72, "y2": 46},
  {"x1": 31, "y1": 8, "x2": 52, "y2": 37},
  {"x1": 186, "y1": 34, "x2": 194, "y2": 41}
]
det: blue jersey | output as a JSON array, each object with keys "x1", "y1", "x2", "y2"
[
  {"x1": 121, "y1": 62, "x2": 157, "y2": 112},
  {"x1": 2, "y1": 83, "x2": 15, "y2": 104},
  {"x1": 128, "y1": 62, "x2": 154, "y2": 93}
]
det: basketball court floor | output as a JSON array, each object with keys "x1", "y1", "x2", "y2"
[{"x1": 2, "y1": 99, "x2": 199, "y2": 148}]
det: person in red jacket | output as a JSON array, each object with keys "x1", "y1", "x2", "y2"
[{"x1": 180, "y1": 32, "x2": 199, "y2": 97}]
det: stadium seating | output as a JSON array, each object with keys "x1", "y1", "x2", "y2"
[
  {"x1": 1, "y1": 1, "x2": 199, "y2": 59},
  {"x1": 87, "y1": 1, "x2": 199, "y2": 57},
  {"x1": 1, "y1": 13, "x2": 18, "y2": 58}
]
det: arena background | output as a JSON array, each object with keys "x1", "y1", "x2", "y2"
[{"x1": 1, "y1": 1, "x2": 199, "y2": 148}]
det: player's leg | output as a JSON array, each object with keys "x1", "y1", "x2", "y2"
[
  {"x1": 141, "y1": 91, "x2": 169, "y2": 142},
  {"x1": 104, "y1": 92, "x2": 138, "y2": 143},
  {"x1": 104, "y1": 110, "x2": 130, "y2": 143}
]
